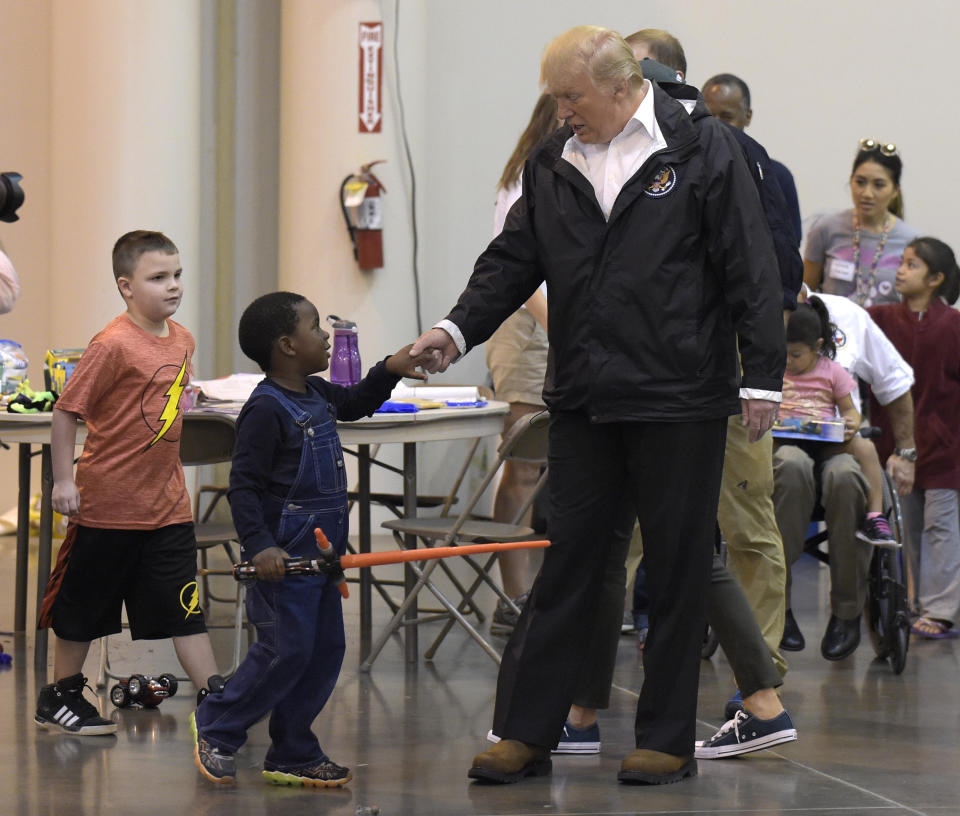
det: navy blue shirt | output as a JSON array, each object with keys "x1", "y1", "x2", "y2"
[
  {"x1": 228, "y1": 360, "x2": 400, "y2": 557},
  {"x1": 770, "y1": 159, "x2": 802, "y2": 247}
]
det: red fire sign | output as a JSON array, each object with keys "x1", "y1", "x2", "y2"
[{"x1": 359, "y1": 22, "x2": 383, "y2": 133}]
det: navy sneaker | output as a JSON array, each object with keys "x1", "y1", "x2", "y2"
[
  {"x1": 486, "y1": 719, "x2": 601, "y2": 755},
  {"x1": 553, "y1": 720, "x2": 600, "y2": 755},
  {"x1": 723, "y1": 689, "x2": 744, "y2": 721},
  {"x1": 695, "y1": 709, "x2": 797, "y2": 759}
]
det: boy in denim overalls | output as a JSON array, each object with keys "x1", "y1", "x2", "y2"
[{"x1": 192, "y1": 291, "x2": 431, "y2": 786}]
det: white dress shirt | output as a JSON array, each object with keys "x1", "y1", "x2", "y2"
[{"x1": 560, "y1": 80, "x2": 664, "y2": 221}]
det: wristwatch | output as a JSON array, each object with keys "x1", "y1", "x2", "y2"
[{"x1": 893, "y1": 447, "x2": 918, "y2": 462}]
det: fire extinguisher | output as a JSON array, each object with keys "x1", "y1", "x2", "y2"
[{"x1": 340, "y1": 160, "x2": 386, "y2": 270}]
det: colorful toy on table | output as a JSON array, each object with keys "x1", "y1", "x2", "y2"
[
  {"x1": 772, "y1": 415, "x2": 845, "y2": 442},
  {"x1": 0, "y1": 339, "x2": 29, "y2": 401},
  {"x1": 44, "y1": 347, "x2": 84, "y2": 393},
  {"x1": 6, "y1": 379, "x2": 56, "y2": 414},
  {"x1": 376, "y1": 383, "x2": 487, "y2": 413}
]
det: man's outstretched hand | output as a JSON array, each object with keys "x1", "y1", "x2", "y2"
[{"x1": 409, "y1": 328, "x2": 458, "y2": 373}]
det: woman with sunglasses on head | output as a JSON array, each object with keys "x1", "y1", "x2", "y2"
[{"x1": 804, "y1": 140, "x2": 919, "y2": 307}]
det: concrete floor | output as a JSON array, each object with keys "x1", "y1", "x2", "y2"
[{"x1": 2, "y1": 534, "x2": 959, "y2": 816}]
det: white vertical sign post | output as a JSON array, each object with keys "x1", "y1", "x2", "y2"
[{"x1": 359, "y1": 22, "x2": 383, "y2": 133}]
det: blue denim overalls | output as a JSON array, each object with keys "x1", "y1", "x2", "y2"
[{"x1": 196, "y1": 382, "x2": 348, "y2": 770}]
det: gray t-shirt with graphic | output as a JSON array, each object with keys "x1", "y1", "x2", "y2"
[{"x1": 804, "y1": 208, "x2": 919, "y2": 306}]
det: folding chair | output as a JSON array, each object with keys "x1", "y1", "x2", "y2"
[
  {"x1": 97, "y1": 412, "x2": 249, "y2": 688},
  {"x1": 360, "y1": 409, "x2": 550, "y2": 671},
  {"x1": 341, "y1": 385, "x2": 492, "y2": 615}
]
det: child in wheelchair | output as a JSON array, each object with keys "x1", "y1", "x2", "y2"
[
  {"x1": 778, "y1": 296, "x2": 895, "y2": 547},
  {"x1": 868, "y1": 237, "x2": 960, "y2": 640}
]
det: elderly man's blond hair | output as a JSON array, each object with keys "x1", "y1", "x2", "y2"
[{"x1": 540, "y1": 25, "x2": 643, "y2": 96}]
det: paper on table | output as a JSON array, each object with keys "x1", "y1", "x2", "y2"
[
  {"x1": 389, "y1": 384, "x2": 479, "y2": 402},
  {"x1": 192, "y1": 373, "x2": 264, "y2": 402}
]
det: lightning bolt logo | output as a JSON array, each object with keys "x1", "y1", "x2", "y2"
[
  {"x1": 180, "y1": 581, "x2": 200, "y2": 619},
  {"x1": 149, "y1": 358, "x2": 188, "y2": 448}
]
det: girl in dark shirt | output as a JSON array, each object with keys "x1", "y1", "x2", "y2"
[{"x1": 869, "y1": 238, "x2": 960, "y2": 639}]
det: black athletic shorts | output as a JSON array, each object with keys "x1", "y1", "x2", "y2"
[{"x1": 50, "y1": 522, "x2": 208, "y2": 641}]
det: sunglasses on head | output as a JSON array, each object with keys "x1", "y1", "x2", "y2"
[{"x1": 859, "y1": 138, "x2": 899, "y2": 157}]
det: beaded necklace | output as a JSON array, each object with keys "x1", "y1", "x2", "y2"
[{"x1": 852, "y1": 212, "x2": 892, "y2": 306}]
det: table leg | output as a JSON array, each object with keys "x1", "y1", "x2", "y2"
[
  {"x1": 403, "y1": 441, "x2": 418, "y2": 663},
  {"x1": 13, "y1": 443, "x2": 30, "y2": 632},
  {"x1": 34, "y1": 443, "x2": 53, "y2": 671},
  {"x1": 357, "y1": 443, "x2": 372, "y2": 661}
]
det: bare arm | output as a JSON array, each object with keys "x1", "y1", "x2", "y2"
[
  {"x1": 803, "y1": 258, "x2": 823, "y2": 292},
  {"x1": 523, "y1": 289, "x2": 548, "y2": 332},
  {"x1": 523, "y1": 289, "x2": 547, "y2": 331},
  {"x1": 836, "y1": 392, "x2": 861, "y2": 442},
  {"x1": 51, "y1": 408, "x2": 81, "y2": 515},
  {"x1": 883, "y1": 390, "x2": 915, "y2": 495}
]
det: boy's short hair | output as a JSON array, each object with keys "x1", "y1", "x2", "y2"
[
  {"x1": 112, "y1": 230, "x2": 179, "y2": 280},
  {"x1": 238, "y1": 291, "x2": 307, "y2": 371}
]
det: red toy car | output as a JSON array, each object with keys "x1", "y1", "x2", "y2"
[{"x1": 109, "y1": 673, "x2": 178, "y2": 708}]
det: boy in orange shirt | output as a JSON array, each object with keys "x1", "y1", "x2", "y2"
[{"x1": 36, "y1": 230, "x2": 220, "y2": 735}]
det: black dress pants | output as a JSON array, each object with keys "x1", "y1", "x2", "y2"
[{"x1": 492, "y1": 411, "x2": 727, "y2": 755}]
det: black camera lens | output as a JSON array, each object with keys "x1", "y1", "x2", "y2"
[{"x1": 0, "y1": 173, "x2": 25, "y2": 223}]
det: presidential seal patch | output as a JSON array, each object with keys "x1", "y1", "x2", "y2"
[{"x1": 644, "y1": 165, "x2": 677, "y2": 198}]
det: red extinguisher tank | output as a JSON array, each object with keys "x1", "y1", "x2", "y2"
[{"x1": 340, "y1": 160, "x2": 386, "y2": 271}]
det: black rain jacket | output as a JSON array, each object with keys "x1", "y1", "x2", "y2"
[{"x1": 447, "y1": 82, "x2": 785, "y2": 422}]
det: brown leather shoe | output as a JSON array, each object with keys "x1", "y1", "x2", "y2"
[
  {"x1": 617, "y1": 749, "x2": 697, "y2": 784},
  {"x1": 468, "y1": 739, "x2": 552, "y2": 784}
]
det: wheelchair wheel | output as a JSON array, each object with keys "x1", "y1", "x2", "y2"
[
  {"x1": 866, "y1": 549, "x2": 891, "y2": 659},
  {"x1": 865, "y1": 474, "x2": 910, "y2": 673},
  {"x1": 883, "y1": 547, "x2": 910, "y2": 675}
]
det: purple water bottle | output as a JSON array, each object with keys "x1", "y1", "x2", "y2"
[{"x1": 328, "y1": 315, "x2": 361, "y2": 386}]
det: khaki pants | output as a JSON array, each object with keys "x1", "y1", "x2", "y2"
[
  {"x1": 773, "y1": 444, "x2": 870, "y2": 620},
  {"x1": 717, "y1": 416, "x2": 788, "y2": 677}
]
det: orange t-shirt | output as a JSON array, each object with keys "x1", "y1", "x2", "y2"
[{"x1": 56, "y1": 314, "x2": 195, "y2": 529}]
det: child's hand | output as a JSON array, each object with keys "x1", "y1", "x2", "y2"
[
  {"x1": 52, "y1": 480, "x2": 80, "y2": 516},
  {"x1": 386, "y1": 344, "x2": 431, "y2": 381},
  {"x1": 841, "y1": 415, "x2": 859, "y2": 442},
  {"x1": 252, "y1": 546, "x2": 289, "y2": 582}
]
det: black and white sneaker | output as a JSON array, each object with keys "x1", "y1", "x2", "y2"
[
  {"x1": 695, "y1": 709, "x2": 797, "y2": 759},
  {"x1": 35, "y1": 674, "x2": 117, "y2": 736}
]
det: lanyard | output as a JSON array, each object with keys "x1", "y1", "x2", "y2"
[{"x1": 852, "y1": 212, "x2": 892, "y2": 306}]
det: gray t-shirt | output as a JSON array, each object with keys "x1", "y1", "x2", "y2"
[{"x1": 804, "y1": 208, "x2": 919, "y2": 306}]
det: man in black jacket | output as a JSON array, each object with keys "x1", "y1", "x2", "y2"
[{"x1": 411, "y1": 25, "x2": 784, "y2": 786}]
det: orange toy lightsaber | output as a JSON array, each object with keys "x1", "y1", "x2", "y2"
[{"x1": 199, "y1": 528, "x2": 551, "y2": 600}]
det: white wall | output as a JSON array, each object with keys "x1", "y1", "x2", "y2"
[{"x1": 420, "y1": 0, "x2": 959, "y2": 288}]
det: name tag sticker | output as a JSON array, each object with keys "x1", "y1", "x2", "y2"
[{"x1": 828, "y1": 258, "x2": 856, "y2": 282}]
